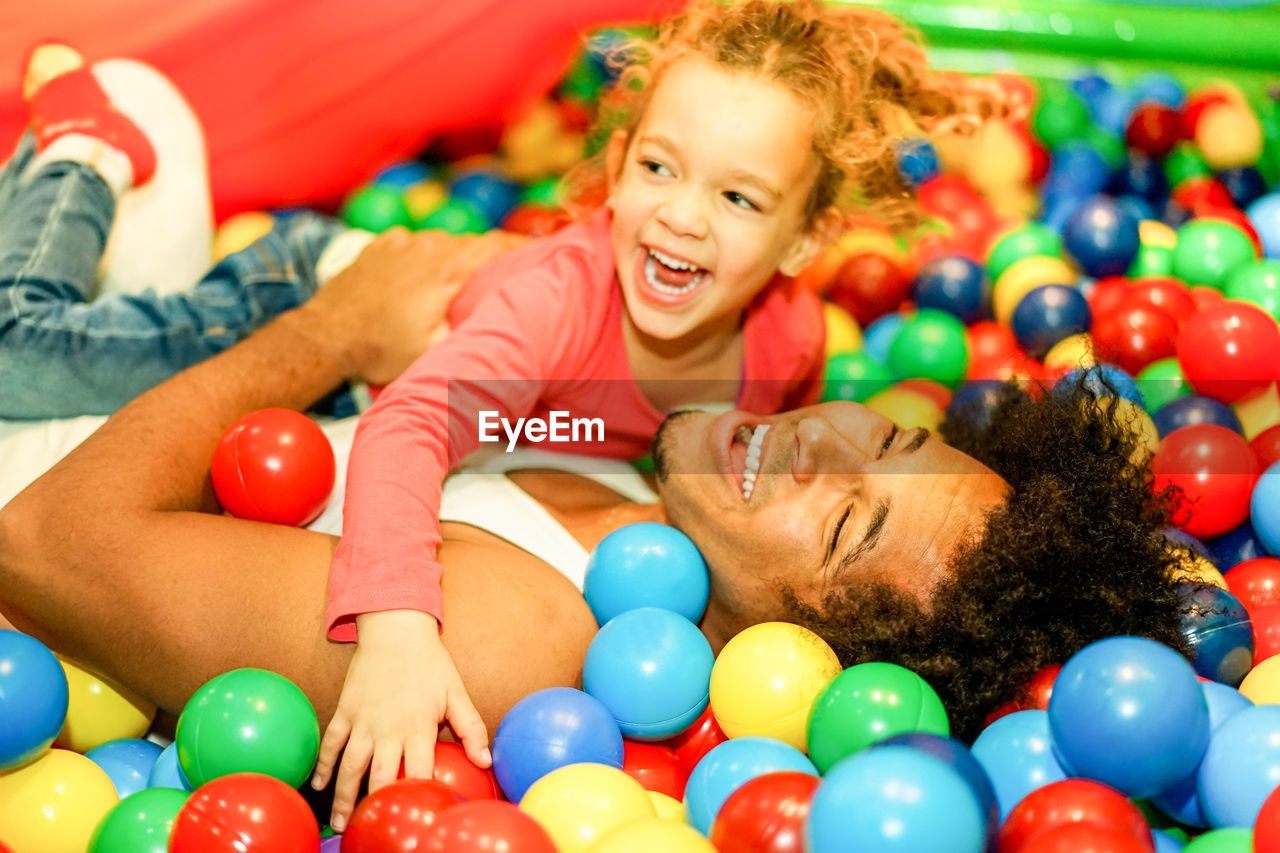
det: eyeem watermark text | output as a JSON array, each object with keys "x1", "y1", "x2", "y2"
[{"x1": 478, "y1": 411, "x2": 605, "y2": 452}]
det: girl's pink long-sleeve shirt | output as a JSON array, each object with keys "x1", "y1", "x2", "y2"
[{"x1": 325, "y1": 210, "x2": 825, "y2": 640}]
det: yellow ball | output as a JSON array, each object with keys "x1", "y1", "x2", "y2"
[
  {"x1": 0, "y1": 748, "x2": 119, "y2": 853},
  {"x1": 833, "y1": 227, "x2": 902, "y2": 262},
  {"x1": 1239, "y1": 654, "x2": 1280, "y2": 704},
  {"x1": 1168, "y1": 551, "x2": 1228, "y2": 590},
  {"x1": 211, "y1": 211, "x2": 274, "y2": 262},
  {"x1": 588, "y1": 817, "x2": 716, "y2": 852},
  {"x1": 823, "y1": 302, "x2": 863, "y2": 358},
  {"x1": 1138, "y1": 220, "x2": 1178, "y2": 250},
  {"x1": 1196, "y1": 103, "x2": 1264, "y2": 171},
  {"x1": 520, "y1": 763, "x2": 655, "y2": 853},
  {"x1": 1044, "y1": 333, "x2": 1097, "y2": 372},
  {"x1": 402, "y1": 180, "x2": 448, "y2": 223},
  {"x1": 993, "y1": 255, "x2": 1078, "y2": 325},
  {"x1": 1106, "y1": 398, "x2": 1160, "y2": 465},
  {"x1": 864, "y1": 387, "x2": 944, "y2": 433},
  {"x1": 1233, "y1": 382, "x2": 1280, "y2": 441},
  {"x1": 56, "y1": 657, "x2": 155, "y2": 753},
  {"x1": 647, "y1": 791, "x2": 685, "y2": 823},
  {"x1": 709, "y1": 622, "x2": 842, "y2": 752}
]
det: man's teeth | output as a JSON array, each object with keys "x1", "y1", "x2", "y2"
[
  {"x1": 742, "y1": 424, "x2": 770, "y2": 501},
  {"x1": 644, "y1": 250, "x2": 706, "y2": 295}
]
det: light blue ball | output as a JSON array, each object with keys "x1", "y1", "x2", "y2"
[
  {"x1": 86, "y1": 737, "x2": 164, "y2": 799},
  {"x1": 1252, "y1": 461, "x2": 1280, "y2": 556},
  {"x1": 970, "y1": 709, "x2": 1067, "y2": 822},
  {"x1": 1135, "y1": 72, "x2": 1185, "y2": 109},
  {"x1": 1054, "y1": 364, "x2": 1146, "y2": 409},
  {"x1": 583, "y1": 522, "x2": 709, "y2": 626},
  {"x1": 1153, "y1": 829, "x2": 1187, "y2": 852},
  {"x1": 0, "y1": 630, "x2": 69, "y2": 771},
  {"x1": 862, "y1": 313, "x2": 906, "y2": 364},
  {"x1": 583, "y1": 607, "x2": 713, "y2": 741},
  {"x1": 1049, "y1": 636, "x2": 1210, "y2": 799},
  {"x1": 1150, "y1": 682, "x2": 1254, "y2": 827},
  {"x1": 1246, "y1": 193, "x2": 1280, "y2": 260},
  {"x1": 684, "y1": 736, "x2": 817, "y2": 836},
  {"x1": 1197, "y1": 704, "x2": 1280, "y2": 828},
  {"x1": 806, "y1": 745, "x2": 986, "y2": 853},
  {"x1": 147, "y1": 741, "x2": 194, "y2": 791}
]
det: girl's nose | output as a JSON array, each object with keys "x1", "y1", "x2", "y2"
[
  {"x1": 792, "y1": 416, "x2": 868, "y2": 484},
  {"x1": 656, "y1": 187, "x2": 708, "y2": 239}
]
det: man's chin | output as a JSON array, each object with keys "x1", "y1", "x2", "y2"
[{"x1": 651, "y1": 409, "x2": 701, "y2": 482}]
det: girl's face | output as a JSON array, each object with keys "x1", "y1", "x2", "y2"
[{"x1": 607, "y1": 57, "x2": 834, "y2": 343}]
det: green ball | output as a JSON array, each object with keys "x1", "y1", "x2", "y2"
[
  {"x1": 341, "y1": 184, "x2": 411, "y2": 233},
  {"x1": 1165, "y1": 142, "x2": 1212, "y2": 189},
  {"x1": 1080, "y1": 124, "x2": 1126, "y2": 171},
  {"x1": 1181, "y1": 827, "x2": 1253, "y2": 853},
  {"x1": 176, "y1": 668, "x2": 320, "y2": 789},
  {"x1": 1137, "y1": 357, "x2": 1192, "y2": 414},
  {"x1": 520, "y1": 177, "x2": 562, "y2": 209},
  {"x1": 823, "y1": 352, "x2": 893, "y2": 403},
  {"x1": 1224, "y1": 260, "x2": 1280, "y2": 321},
  {"x1": 1172, "y1": 220, "x2": 1258, "y2": 290},
  {"x1": 1127, "y1": 244, "x2": 1175, "y2": 279},
  {"x1": 415, "y1": 197, "x2": 490, "y2": 234},
  {"x1": 888, "y1": 309, "x2": 969, "y2": 388},
  {"x1": 987, "y1": 223, "x2": 1063, "y2": 282},
  {"x1": 1032, "y1": 81, "x2": 1090, "y2": 151},
  {"x1": 806, "y1": 662, "x2": 949, "y2": 774},
  {"x1": 89, "y1": 787, "x2": 189, "y2": 853}
]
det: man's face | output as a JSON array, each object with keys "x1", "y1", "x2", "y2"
[{"x1": 653, "y1": 403, "x2": 1010, "y2": 634}]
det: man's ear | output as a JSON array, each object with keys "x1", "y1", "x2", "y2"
[
  {"x1": 604, "y1": 129, "x2": 631, "y2": 197},
  {"x1": 780, "y1": 206, "x2": 844, "y2": 278}
]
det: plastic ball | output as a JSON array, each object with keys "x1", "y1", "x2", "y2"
[
  {"x1": 1055, "y1": 364, "x2": 1146, "y2": 409},
  {"x1": 945, "y1": 379, "x2": 1029, "y2": 433},
  {"x1": 1256, "y1": 427, "x2": 1280, "y2": 469},
  {"x1": 1091, "y1": 293, "x2": 1180, "y2": 376},
  {"x1": 997, "y1": 778, "x2": 1153, "y2": 852},
  {"x1": 175, "y1": 668, "x2": 320, "y2": 789},
  {"x1": 211, "y1": 408, "x2": 335, "y2": 526},
  {"x1": 430, "y1": 740, "x2": 499, "y2": 801},
  {"x1": 148, "y1": 742, "x2": 194, "y2": 791},
  {"x1": 417, "y1": 800, "x2": 556, "y2": 852},
  {"x1": 708, "y1": 622, "x2": 840, "y2": 752},
  {"x1": 1152, "y1": 424, "x2": 1260, "y2": 539},
  {"x1": 896, "y1": 136, "x2": 940, "y2": 187},
  {"x1": 887, "y1": 308, "x2": 970, "y2": 387},
  {"x1": 993, "y1": 256, "x2": 1079, "y2": 325},
  {"x1": 1138, "y1": 358, "x2": 1193, "y2": 417},
  {"x1": 1196, "y1": 704, "x2": 1280, "y2": 828},
  {"x1": 1062, "y1": 196, "x2": 1142, "y2": 278},
  {"x1": 862, "y1": 312, "x2": 907, "y2": 363},
  {"x1": 1234, "y1": 383, "x2": 1280, "y2": 442},
  {"x1": 622, "y1": 741, "x2": 688, "y2": 800},
  {"x1": 1255, "y1": 783, "x2": 1280, "y2": 853},
  {"x1": 805, "y1": 745, "x2": 986, "y2": 853},
  {"x1": 518, "y1": 763, "x2": 654, "y2": 853},
  {"x1": 661, "y1": 705, "x2": 728, "y2": 774},
  {"x1": 0, "y1": 630, "x2": 68, "y2": 770},
  {"x1": 374, "y1": 160, "x2": 434, "y2": 190},
  {"x1": 1048, "y1": 636, "x2": 1210, "y2": 799},
  {"x1": 1177, "y1": 584, "x2": 1254, "y2": 686},
  {"x1": 1196, "y1": 102, "x2": 1264, "y2": 171},
  {"x1": 966, "y1": 320, "x2": 1029, "y2": 381},
  {"x1": 822, "y1": 302, "x2": 862, "y2": 357},
  {"x1": 1250, "y1": 602, "x2": 1280, "y2": 663},
  {"x1": 1254, "y1": 461, "x2": 1280, "y2": 555},
  {"x1": 878, "y1": 732, "x2": 999, "y2": 850},
  {"x1": 1153, "y1": 396, "x2": 1244, "y2": 438},
  {"x1": 212, "y1": 211, "x2": 275, "y2": 262},
  {"x1": 1173, "y1": 220, "x2": 1258, "y2": 291},
  {"x1": 1240, "y1": 654, "x2": 1280, "y2": 703},
  {"x1": 970, "y1": 709, "x2": 1067, "y2": 821},
  {"x1": 1112, "y1": 150, "x2": 1171, "y2": 204},
  {"x1": 590, "y1": 817, "x2": 715, "y2": 852},
  {"x1": 826, "y1": 251, "x2": 910, "y2": 326},
  {"x1": 1018, "y1": 822, "x2": 1155, "y2": 852},
  {"x1": 86, "y1": 737, "x2": 164, "y2": 799},
  {"x1": 822, "y1": 351, "x2": 893, "y2": 403},
  {"x1": 402, "y1": 179, "x2": 448, "y2": 223},
  {"x1": 806, "y1": 661, "x2": 949, "y2": 774},
  {"x1": 988, "y1": 223, "x2": 1064, "y2": 281},
  {"x1": 1246, "y1": 193, "x2": 1280, "y2": 259},
  {"x1": 1217, "y1": 167, "x2": 1268, "y2": 210},
  {"x1": 584, "y1": 608, "x2": 713, "y2": 741},
  {"x1": 0, "y1": 748, "x2": 120, "y2": 853},
  {"x1": 709, "y1": 771, "x2": 818, "y2": 853},
  {"x1": 1225, "y1": 557, "x2": 1280, "y2": 612},
  {"x1": 170, "y1": 772, "x2": 319, "y2": 853},
  {"x1": 863, "y1": 386, "x2": 944, "y2": 432},
  {"x1": 583, "y1": 523, "x2": 709, "y2": 626},
  {"x1": 912, "y1": 255, "x2": 989, "y2": 324},
  {"x1": 683, "y1": 737, "x2": 817, "y2": 836},
  {"x1": 341, "y1": 778, "x2": 461, "y2": 851},
  {"x1": 1182, "y1": 828, "x2": 1252, "y2": 852},
  {"x1": 1224, "y1": 260, "x2": 1280, "y2": 321},
  {"x1": 448, "y1": 169, "x2": 522, "y2": 228},
  {"x1": 416, "y1": 197, "x2": 489, "y2": 234},
  {"x1": 1033, "y1": 81, "x2": 1091, "y2": 150},
  {"x1": 341, "y1": 183, "x2": 411, "y2": 232},
  {"x1": 492, "y1": 688, "x2": 624, "y2": 802},
  {"x1": 1011, "y1": 284, "x2": 1092, "y2": 359},
  {"x1": 1177, "y1": 301, "x2": 1280, "y2": 404},
  {"x1": 88, "y1": 786, "x2": 189, "y2": 853},
  {"x1": 56, "y1": 656, "x2": 155, "y2": 753},
  {"x1": 649, "y1": 790, "x2": 684, "y2": 822}
]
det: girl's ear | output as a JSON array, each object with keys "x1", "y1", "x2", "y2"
[
  {"x1": 604, "y1": 129, "x2": 631, "y2": 196},
  {"x1": 780, "y1": 206, "x2": 844, "y2": 277}
]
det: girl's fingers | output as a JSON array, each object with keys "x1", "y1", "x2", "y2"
[
  {"x1": 330, "y1": 733, "x2": 373, "y2": 832},
  {"x1": 312, "y1": 713, "x2": 352, "y2": 789}
]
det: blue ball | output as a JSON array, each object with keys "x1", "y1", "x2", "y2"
[
  {"x1": 1048, "y1": 636, "x2": 1210, "y2": 799},
  {"x1": 1150, "y1": 682, "x2": 1253, "y2": 827},
  {"x1": 945, "y1": 380, "x2": 1029, "y2": 433},
  {"x1": 1208, "y1": 520, "x2": 1267, "y2": 571},
  {"x1": 912, "y1": 256, "x2": 989, "y2": 324},
  {"x1": 1115, "y1": 195, "x2": 1156, "y2": 224},
  {"x1": 1253, "y1": 461, "x2": 1280, "y2": 556},
  {"x1": 582, "y1": 608, "x2": 713, "y2": 740},
  {"x1": 0, "y1": 630, "x2": 68, "y2": 770},
  {"x1": 1039, "y1": 192, "x2": 1091, "y2": 234},
  {"x1": 1177, "y1": 584, "x2": 1254, "y2": 687},
  {"x1": 877, "y1": 733, "x2": 999, "y2": 851},
  {"x1": 583, "y1": 522, "x2": 709, "y2": 626},
  {"x1": 1062, "y1": 195, "x2": 1142, "y2": 278},
  {"x1": 87, "y1": 737, "x2": 164, "y2": 799},
  {"x1": 806, "y1": 745, "x2": 986, "y2": 853},
  {"x1": 1246, "y1": 194, "x2": 1280, "y2": 260},
  {"x1": 448, "y1": 170, "x2": 522, "y2": 229},
  {"x1": 373, "y1": 160, "x2": 434, "y2": 190},
  {"x1": 684, "y1": 737, "x2": 817, "y2": 836},
  {"x1": 147, "y1": 741, "x2": 194, "y2": 791},
  {"x1": 862, "y1": 313, "x2": 906, "y2": 365},
  {"x1": 1070, "y1": 73, "x2": 1114, "y2": 119},
  {"x1": 1109, "y1": 151, "x2": 1170, "y2": 205},
  {"x1": 1046, "y1": 142, "x2": 1112, "y2": 198},
  {"x1": 1153, "y1": 395, "x2": 1244, "y2": 438},
  {"x1": 1164, "y1": 526, "x2": 1210, "y2": 559},
  {"x1": 1134, "y1": 72, "x2": 1185, "y2": 109},
  {"x1": 1010, "y1": 284, "x2": 1092, "y2": 359},
  {"x1": 1197, "y1": 704, "x2": 1280, "y2": 828},
  {"x1": 1217, "y1": 167, "x2": 1268, "y2": 210},
  {"x1": 1153, "y1": 829, "x2": 1187, "y2": 853},
  {"x1": 1054, "y1": 364, "x2": 1145, "y2": 409},
  {"x1": 1094, "y1": 88, "x2": 1140, "y2": 137},
  {"x1": 491, "y1": 687, "x2": 623, "y2": 802},
  {"x1": 896, "y1": 137, "x2": 940, "y2": 187},
  {"x1": 970, "y1": 709, "x2": 1067, "y2": 822}
]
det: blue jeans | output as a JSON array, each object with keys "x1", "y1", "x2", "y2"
[{"x1": 0, "y1": 133, "x2": 346, "y2": 420}]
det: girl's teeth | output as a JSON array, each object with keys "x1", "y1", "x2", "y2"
[
  {"x1": 650, "y1": 247, "x2": 697, "y2": 271},
  {"x1": 644, "y1": 254, "x2": 704, "y2": 294}
]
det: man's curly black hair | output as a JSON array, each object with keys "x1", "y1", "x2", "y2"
[{"x1": 783, "y1": 378, "x2": 1193, "y2": 742}]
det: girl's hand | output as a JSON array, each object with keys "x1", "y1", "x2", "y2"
[{"x1": 310, "y1": 609, "x2": 490, "y2": 832}]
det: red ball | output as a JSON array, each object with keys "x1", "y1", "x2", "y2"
[
  {"x1": 1252, "y1": 602, "x2": 1280, "y2": 665},
  {"x1": 662, "y1": 705, "x2": 727, "y2": 774},
  {"x1": 169, "y1": 772, "x2": 320, "y2": 853},
  {"x1": 1126, "y1": 103, "x2": 1181, "y2": 158},
  {"x1": 1180, "y1": 89, "x2": 1236, "y2": 141},
  {"x1": 1018, "y1": 821, "x2": 1154, "y2": 853},
  {"x1": 429, "y1": 741, "x2": 500, "y2": 801},
  {"x1": 1188, "y1": 286, "x2": 1226, "y2": 312},
  {"x1": 1091, "y1": 297, "x2": 1180, "y2": 376},
  {"x1": 1085, "y1": 277, "x2": 1133, "y2": 322},
  {"x1": 1225, "y1": 557, "x2": 1280, "y2": 613},
  {"x1": 344, "y1": 779, "x2": 463, "y2": 852},
  {"x1": 500, "y1": 205, "x2": 572, "y2": 238},
  {"x1": 1152, "y1": 424, "x2": 1261, "y2": 538},
  {"x1": 897, "y1": 379, "x2": 954, "y2": 410},
  {"x1": 1254, "y1": 769, "x2": 1280, "y2": 853},
  {"x1": 1170, "y1": 176, "x2": 1234, "y2": 212},
  {"x1": 210, "y1": 408, "x2": 335, "y2": 526},
  {"x1": 1020, "y1": 664, "x2": 1062, "y2": 712},
  {"x1": 997, "y1": 779, "x2": 1153, "y2": 853},
  {"x1": 1253, "y1": 425, "x2": 1280, "y2": 469},
  {"x1": 622, "y1": 740, "x2": 689, "y2": 801},
  {"x1": 709, "y1": 771, "x2": 820, "y2": 853},
  {"x1": 419, "y1": 800, "x2": 556, "y2": 852},
  {"x1": 1177, "y1": 301, "x2": 1280, "y2": 403},
  {"x1": 965, "y1": 321, "x2": 1033, "y2": 383},
  {"x1": 826, "y1": 252, "x2": 910, "y2": 326},
  {"x1": 1125, "y1": 278, "x2": 1197, "y2": 328}
]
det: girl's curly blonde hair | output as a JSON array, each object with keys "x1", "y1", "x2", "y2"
[{"x1": 565, "y1": 0, "x2": 1003, "y2": 232}]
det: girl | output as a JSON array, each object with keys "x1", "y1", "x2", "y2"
[{"x1": 318, "y1": 0, "x2": 996, "y2": 831}]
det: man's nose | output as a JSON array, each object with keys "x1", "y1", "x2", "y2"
[{"x1": 792, "y1": 416, "x2": 868, "y2": 484}]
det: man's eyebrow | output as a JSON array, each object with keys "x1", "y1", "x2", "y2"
[
  {"x1": 834, "y1": 497, "x2": 891, "y2": 578},
  {"x1": 904, "y1": 429, "x2": 931, "y2": 454}
]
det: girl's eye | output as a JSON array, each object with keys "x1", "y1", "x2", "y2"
[
  {"x1": 641, "y1": 159, "x2": 672, "y2": 177},
  {"x1": 724, "y1": 191, "x2": 760, "y2": 212}
]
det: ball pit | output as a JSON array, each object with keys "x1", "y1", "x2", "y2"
[
  {"x1": 683, "y1": 737, "x2": 818, "y2": 837},
  {"x1": 0, "y1": 631, "x2": 68, "y2": 771}
]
